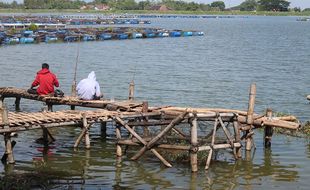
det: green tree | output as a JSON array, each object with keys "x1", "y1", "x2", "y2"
[
  {"x1": 92, "y1": 0, "x2": 108, "y2": 3},
  {"x1": 239, "y1": 0, "x2": 258, "y2": 11},
  {"x1": 28, "y1": 23, "x2": 38, "y2": 31},
  {"x1": 293, "y1": 7, "x2": 301, "y2": 12},
  {"x1": 303, "y1": 8, "x2": 310, "y2": 12},
  {"x1": 210, "y1": 1, "x2": 225, "y2": 11},
  {"x1": 257, "y1": 0, "x2": 290, "y2": 11},
  {"x1": 108, "y1": 0, "x2": 138, "y2": 10},
  {"x1": 138, "y1": 0, "x2": 153, "y2": 10}
]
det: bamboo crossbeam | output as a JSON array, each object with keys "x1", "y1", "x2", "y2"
[
  {"x1": 199, "y1": 143, "x2": 242, "y2": 151},
  {"x1": 114, "y1": 116, "x2": 172, "y2": 167},
  {"x1": 130, "y1": 111, "x2": 188, "y2": 162},
  {"x1": 0, "y1": 121, "x2": 80, "y2": 133}
]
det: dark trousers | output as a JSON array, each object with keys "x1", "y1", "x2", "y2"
[{"x1": 27, "y1": 88, "x2": 37, "y2": 95}]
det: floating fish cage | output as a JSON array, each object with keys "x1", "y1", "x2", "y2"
[{"x1": 0, "y1": 27, "x2": 204, "y2": 46}]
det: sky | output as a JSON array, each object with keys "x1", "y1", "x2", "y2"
[{"x1": 1, "y1": 0, "x2": 310, "y2": 9}]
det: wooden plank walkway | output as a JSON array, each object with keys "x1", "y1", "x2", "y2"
[{"x1": 0, "y1": 109, "x2": 162, "y2": 134}]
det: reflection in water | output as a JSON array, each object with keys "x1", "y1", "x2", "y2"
[
  {"x1": 0, "y1": 130, "x2": 303, "y2": 189},
  {"x1": 203, "y1": 148, "x2": 299, "y2": 189},
  {"x1": 307, "y1": 143, "x2": 310, "y2": 159}
]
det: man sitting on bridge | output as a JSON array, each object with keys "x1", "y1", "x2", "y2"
[
  {"x1": 28, "y1": 63, "x2": 60, "y2": 96},
  {"x1": 76, "y1": 71, "x2": 102, "y2": 100}
]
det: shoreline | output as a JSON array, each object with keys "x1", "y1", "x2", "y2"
[{"x1": 0, "y1": 9, "x2": 310, "y2": 17}]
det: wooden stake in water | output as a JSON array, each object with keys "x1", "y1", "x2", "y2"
[{"x1": 246, "y1": 83, "x2": 256, "y2": 151}]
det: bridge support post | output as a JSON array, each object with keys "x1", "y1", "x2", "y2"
[
  {"x1": 264, "y1": 108, "x2": 273, "y2": 148},
  {"x1": 42, "y1": 127, "x2": 55, "y2": 146},
  {"x1": 3, "y1": 134, "x2": 15, "y2": 164},
  {"x1": 245, "y1": 83, "x2": 256, "y2": 151},
  {"x1": 83, "y1": 114, "x2": 90, "y2": 149},
  {"x1": 47, "y1": 103, "x2": 53, "y2": 112},
  {"x1": 116, "y1": 124, "x2": 122, "y2": 157},
  {"x1": 101, "y1": 122, "x2": 107, "y2": 138},
  {"x1": 74, "y1": 113, "x2": 90, "y2": 149},
  {"x1": 0, "y1": 95, "x2": 4, "y2": 108},
  {"x1": 128, "y1": 80, "x2": 134, "y2": 101},
  {"x1": 1, "y1": 104, "x2": 15, "y2": 164},
  {"x1": 190, "y1": 112, "x2": 198, "y2": 172},
  {"x1": 15, "y1": 97, "x2": 21, "y2": 111},
  {"x1": 142, "y1": 101, "x2": 149, "y2": 137},
  {"x1": 70, "y1": 105, "x2": 75, "y2": 110},
  {"x1": 233, "y1": 115, "x2": 242, "y2": 158}
]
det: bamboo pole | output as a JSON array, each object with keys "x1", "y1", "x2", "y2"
[
  {"x1": 233, "y1": 116, "x2": 242, "y2": 158},
  {"x1": 142, "y1": 101, "x2": 150, "y2": 137},
  {"x1": 1, "y1": 104, "x2": 9, "y2": 127},
  {"x1": 264, "y1": 108, "x2": 273, "y2": 148},
  {"x1": 0, "y1": 96, "x2": 3, "y2": 108},
  {"x1": 246, "y1": 83, "x2": 256, "y2": 151},
  {"x1": 118, "y1": 140, "x2": 191, "y2": 150},
  {"x1": 71, "y1": 105, "x2": 76, "y2": 110},
  {"x1": 0, "y1": 121, "x2": 80, "y2": 134},
  {"x1": 199, "y1": 143, "x2": 242, "y2": 151},
  {"x1": 101, "y1": 122, "x2": 107, "y2": 138},
  {"x1": 190, "y1": 112, "x2": 198, "y2": 172},
  {"x1": 128, "y1": 80, "x2": 134, "y2": 100},
  {"x1": 42, "y1": 127, "x2": 49, "y2": 146},
  {"x1": 238, "y1": 115, "x2": 299, "y2": 130},
  {"x1": 3, "y1": 134, "x2": 15, "y2": 164},
  {"x1": 15, "y1": 97, "x2": 21, "y2": 111},
  {"x1": 116, "y1": 125, "x2": 122, "y2": 157},
  {"x1": 47, "y1": 103, "x2": 53, "y2": 112},
  {"x1": 1, "y1": 105, "x2": 14, "y2": 164},
  {"x1": 218, "y1": 116, "x2": 234, "y2": 148},
  {"x1": 84, "y1": 114, "x2": 90, "y2": 149},
  {"x1": 131, "y1": 111, "x2": 188, "y2": 161},
  {"x1": 114, "y1": 116, "x2": 172, "y2": 167},
  {"x1": 205, "y1": 117, "x2": 218, "y2": 170},
  {"x1": 73, "y1": 113, "x2": 89, "y2": 148}
]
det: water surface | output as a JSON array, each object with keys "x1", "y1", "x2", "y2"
[{"x1": 0, "y1": 15, "x2": 309, "y2": 189}]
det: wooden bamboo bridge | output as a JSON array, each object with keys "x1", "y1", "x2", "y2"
[{"x1": 0, "y1": 84, "x2": 301, "y2": 172}]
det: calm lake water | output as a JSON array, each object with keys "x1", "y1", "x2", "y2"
[{"x1": 0, "y1": 15, "x2": 310, "y2": 189}]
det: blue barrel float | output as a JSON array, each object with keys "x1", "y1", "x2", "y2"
[
  {"x1": 116, "y1": 33, "x2": 129, "y2": 40},
  {"x1": 83, "y1": 34, "x2": 96, "y2": 41},
  {"x1": 99, "y1": 33, "x2": 112, "y2": 40},
  {"x1": 170, "y1": 31, "x2": 182, "y2": 37},
  {"x1": 20, "y1": 37, "x2": 35, "y2": 44},
  {"x1": 183, "y1": 31, "x2": 193, "y2": 37},
  {"x1": 131, "y1": 32, "x2": 143, "y2": 39},
  {"x1": 45, "y1": 35, "x2": 58, "y2": 43}
]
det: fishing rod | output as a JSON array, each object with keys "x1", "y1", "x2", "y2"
[{"x1": 71, "y1": 32, "x2": 81, "y2": 97}]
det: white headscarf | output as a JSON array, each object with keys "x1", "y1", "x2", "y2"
[{"x1": 76, "y1": 71, "x2": 101, "y2": 100}]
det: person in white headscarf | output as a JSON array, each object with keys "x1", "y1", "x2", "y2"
[{"x1": 76, "y1": 71, "x2": 102, "y2": 100}]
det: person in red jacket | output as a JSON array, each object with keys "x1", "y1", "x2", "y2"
[{"x1": 28, "y1": 63, "x2": 59, "y2": 95}]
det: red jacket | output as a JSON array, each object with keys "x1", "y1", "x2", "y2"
[{"x1": 31, "y1": 68, "x2": 59, "y2": 95}]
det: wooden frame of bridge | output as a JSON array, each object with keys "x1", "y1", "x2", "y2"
[{"x1": 0, "y1": 84, "x2": 300, "y2": 172}]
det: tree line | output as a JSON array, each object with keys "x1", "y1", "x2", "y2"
[{"x1": 0, "y1": 0, "x2": 308, "y2": 12}]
